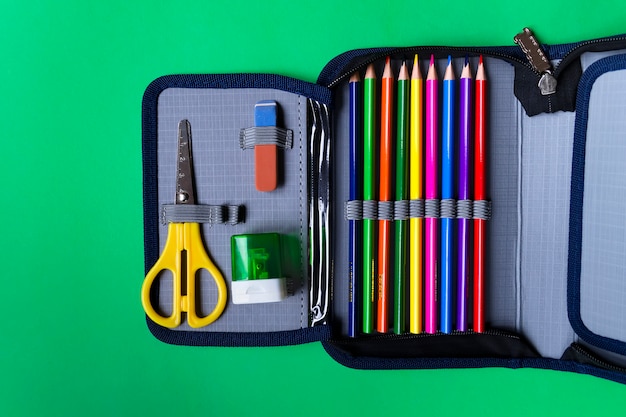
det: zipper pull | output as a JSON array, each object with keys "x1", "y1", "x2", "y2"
[{"x1": 514, "y1": 27, "x2": 557, "y2": 95}]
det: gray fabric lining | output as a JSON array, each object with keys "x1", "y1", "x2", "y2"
[
  {"x1": 579, "y1": 68, "x2": 626, "y2": 343},
  {"x1": 155, "y1": 88, "x2": 308, "y2": 333}
]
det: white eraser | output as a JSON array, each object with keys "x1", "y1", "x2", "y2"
[{"x1": 231, "y1": 278, "x2": 287, "y2": 304}]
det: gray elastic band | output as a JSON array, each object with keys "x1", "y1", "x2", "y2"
[
  {"x1": 378, "y1": 201, "x2": 394, "y2": 221},
  {"x1": 343, "y1": 199, "x2": 491, "y2": 221},
  {"x1": 424, "y1": 199, "x2": 440, "y2": 218},
  {"x1": 410, "y1": 199, "x2": 425, "y2": 218},
  {"x1": 440, "y1": 199, "x2": 457, "y2": 219},
  {"x1": 345, "y1": 200, "x2": 363, "y2": 221},
  {"x1": 457, "y1": 199, "x2": 473, "y2": 219},
  {"x1": 362, "y1": 200, "x2": 378, "y2": 220},
  {"x1": 239, "y1": 126, "x2": 293, "y2": 149},
  {"x1": 394, "y1": 200, "x2": 410, "y2": 220},
  {"x1": 161, "y1": 204, "x2": 244, "y2": 225},
  {"x1": 473, "y1": 200, "x2": 492, "y2": 220}
]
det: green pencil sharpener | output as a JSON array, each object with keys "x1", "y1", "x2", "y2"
[{"x1": 230, "y1": 233, "x2": 287, "y2": 304}]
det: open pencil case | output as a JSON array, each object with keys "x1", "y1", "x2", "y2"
[{"x1": 142, "y1": 28, "x2": 626, "y2": 384}]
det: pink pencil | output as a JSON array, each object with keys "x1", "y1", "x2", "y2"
[{"x1": 425, "y1": 55, "x2": 438, "y2": 333}]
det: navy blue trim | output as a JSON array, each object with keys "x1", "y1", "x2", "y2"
[
  {"x1": 146, "y1": 318, "x2": 331, "y2": 347},
  {"x1": 141, "y1": 73, "x2": 331, "y2": 347},
  {"x1": 568, "y1": 54, "x2": 626, "y2": 356},
  {"x1": 322, "y1": 341, "x2": 626, "y2": 384}
]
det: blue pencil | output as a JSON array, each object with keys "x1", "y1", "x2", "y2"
[
  {"x1": 441, "y1": 56, "x2": 455, "y2": 333},
  {"x1": 348, "y1": 72, "x2": 361, "y2": 337}
]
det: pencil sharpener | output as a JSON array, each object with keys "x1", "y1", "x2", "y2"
[{"x1": 230, "y1": 233, "x2": 287, "y2": 304}]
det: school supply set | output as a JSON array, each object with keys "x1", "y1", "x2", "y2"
[{"x1": 142, "y1": 28, "x2": 626, "y2": 384}]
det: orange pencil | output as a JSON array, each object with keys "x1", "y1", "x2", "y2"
[{"x1": 377, "y1": 57, "x2": 394, "y2": 333}]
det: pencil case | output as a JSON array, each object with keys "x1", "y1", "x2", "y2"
[{"x1": 141, "y1": 28, "x2": 626, "y2": 384}]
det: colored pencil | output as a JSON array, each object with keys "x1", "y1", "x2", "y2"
[
  {"x1": 393, "y1": 61, "x2": 409, "y2": 334},
  {"x1": 409, "y1": 55, "x2": 424, "y2": 334},
  {"x1": 377, "y1": 56, "x2": 393, "y2": 333},
  {"x1": 348, "y1": 72, "x2": 361, "y2": 337},
  {"x1": 457, "y1": 57, "x2": 472, "y2": 332},
  {"x1": 425, "y1": 55, "x2": 438, "y2": 334},
  {"x1": 362, "y1": 63, "x2": 377, "y2": 334},
  {"x1": 440, "y1": 56, "x2": 455, "y2": 334},
  {"x1": 474, "y1": 56, "x2": 487, "y2": 333}
]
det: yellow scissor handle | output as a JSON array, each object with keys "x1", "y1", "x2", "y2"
[{"x1": 141, "y1": 222, "x2": 227, "y2": 328}]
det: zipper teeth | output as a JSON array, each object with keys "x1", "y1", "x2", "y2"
[
  {"x1": 332, "y1": 328, "x2": 521, "y2": 344},
  {"x1": 554, "y1": 35, "x2": 626, "y2": 77},
  {"x1": 572, "y1": 344, "x2": 626, "y2": 373},
  {"x1": 327, "y1": 46, "x2": 531, "y2": 88},
  {"x1": 328, "y1": 34, "x2": 626, "y2": 88}
]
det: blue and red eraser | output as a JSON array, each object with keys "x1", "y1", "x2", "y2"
[{"x1": 254, "y1": 100, "x2": 278, "y2": 192}]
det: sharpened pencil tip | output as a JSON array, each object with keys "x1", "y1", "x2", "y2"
[
  {"x1": 383, "y1": 56, "x2": 392, "y2": 78},
  {"x1": 479, "y1": 54, "x2": 483, "y2": 65},
  {"x1": 444, "y1": 56, "x2": 455, "y2": 80},
  {"x1": 411, "y1": 54, "x2": 422, "y2": 80},
  {"x1": 350, "y1": 72, "x2": 360, "y2": 83},
  {"x1": 430, "y1": 54, "x2": 435, "y2": 66},
  {"x1": 398, "y1": 61, "x2": 409, "y2": 80},
  {"x1": 465, "y1": 55, "x2": 469, "y2": 66}
]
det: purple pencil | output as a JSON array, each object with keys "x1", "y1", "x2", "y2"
[{"x1": 457, "y1": 57, "x2": 472, "y2": 331}]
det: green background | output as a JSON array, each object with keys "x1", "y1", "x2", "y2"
[{"x1": 2, "y1": 1, "x2": 626, "y2": 415}]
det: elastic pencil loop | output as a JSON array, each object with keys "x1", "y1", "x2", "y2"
[
  {"x1": 409, "y1": 199, "x2": 425, "y2": 219},
  {"x1": 239, "y1": 126, "x2": 294, "y2": 149},
  {"x1": 394, "y1": 199, "x2": 410, "y2": 220},
  {"x1": 344, "y1": 199, "x2": 490, "y2": 220},
  {"x1": 456, "y1": 199, "x2": 473, "y2": 219},
  {"x1": 161, "y1": 204, "x2": 244, "y2": 225},
  {"x1": 226, "y1": 205, "x2": 244, "y2": 225},
  {"x1": 378, "y1": 200, "x2": 395, "y2": 221},
  {"x1": 473, "y1": 200, "x2": 492, "y2": 221},
  {"x1": 424, "y1": 199, "x2": 441, "y2": 219},
  {"x1": 440, "y1": 199, "x2": 457, "y2": 219},
  {"x1": 344, "y1": 200, "x2": 363, "y2": 221},
  {"x1": 362, "y1": 200, "x2": 379, "y2": 220}
]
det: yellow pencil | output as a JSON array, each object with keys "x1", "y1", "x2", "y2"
[{"x1": 409, "y1": 54, "x2": 423, "y2": 333}]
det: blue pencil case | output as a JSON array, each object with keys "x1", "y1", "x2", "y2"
[{"x1": 141, "y1": 28, "x2": 626, "y2": 384}]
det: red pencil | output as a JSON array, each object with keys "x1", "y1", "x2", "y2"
[
  {"x1": 474, "y1": 56, "x2": 487, "y2": 332},
  {"x1": 377, "y1": 57, "x2": 394, "y2": 333}
]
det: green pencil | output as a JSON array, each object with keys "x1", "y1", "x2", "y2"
[
  {"x1": 394, "y1": 61, "x2": 409, "y2": 334},
  {"x1": 362, "y1": 63, "x2": 377, "y2": 334}
]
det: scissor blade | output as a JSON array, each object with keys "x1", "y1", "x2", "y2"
[{"x1": 176, "y1": 119, "x2": 196, "y2": 205}]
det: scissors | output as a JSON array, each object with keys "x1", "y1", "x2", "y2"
[{"x1": 141, "y1": 119, "x2": 227, "y2": 328}]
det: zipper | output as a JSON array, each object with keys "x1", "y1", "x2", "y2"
[
  {"x1": 570, "y1": 343, "x2": 626, "y2": 373},
  {"x1": 554, "y1": 33, "x2": 626, "y2": 76},
  {"x1": 326, "y1": 45, "x2": 532, "y2": 89},
  {"x1": 326, "y1": 28, "x2": 626, "y2": 96},
  {"x1": 514, "y1": 27, "x2": 557, "y2": 95}
]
